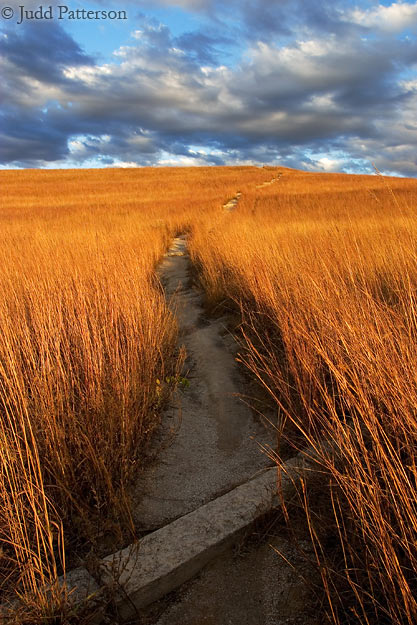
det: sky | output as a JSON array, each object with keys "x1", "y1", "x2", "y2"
[{"x1": 1, "y1": 0, "x2": 417, "y2": 174}]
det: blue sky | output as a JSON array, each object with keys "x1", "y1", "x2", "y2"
[{"x1": 1, "y1": 0, "x2": 417, "y2": 174}]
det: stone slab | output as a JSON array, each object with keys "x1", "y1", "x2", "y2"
[{"x1": 99, "y1": 454, "x2": 307, "y2": 621}]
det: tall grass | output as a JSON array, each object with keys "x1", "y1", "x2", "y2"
[
  {"x1": 189, "y1": 169, "x2": 417, "y2": 624},
  {"x1": 0, "y1": 165, "x2": 269, "y2": 616},
  {"x1": 0, "y1": 202, "x2": 178, "y2": 616},
  {"x1": 6, "y1": 164, "x2": 415, "y2": 623}
]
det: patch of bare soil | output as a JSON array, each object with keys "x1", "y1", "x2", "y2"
[
  {"x1": 151, "y1": 538, "x2": 319, "y2": 625},
  {"x1": 223, "y1": 191, "x2": 242, "y2": 211}
]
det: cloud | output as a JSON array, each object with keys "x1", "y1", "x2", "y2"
[
  {"x1": 0, "y1": 21, "x2": 93, "y2": 84},
  {"x1": 1, "y1": 1, "x2": 417, "y2": 174},
  {"x1": 349, "y1": 2, "x2": 417, "y2": 33},
  {"x1": 174, "y1": 31, "x2": 233, "y2": 64},
  {"x1": 0, "y1": 21, "x2": 95, "y2": 163}
]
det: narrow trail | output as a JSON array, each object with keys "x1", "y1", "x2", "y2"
[
  {"x1": 256, "y1": 172, "x2": 282, "y2": 189},
  {"x1": 131, "y1": 171, "x2": 317, "y2": 624},
  {"x1": 132, "y1": 234, "x2": 274, "y2": 531},
  {"x1": 222, "y1": 173, "x2": 282, "y2": 213},
  {"x1": 222, "y1": 172, "x2": 281, "y2": 214},
  {"x1": 223, "y1": 191, "x2": 242, "y2": 211},
  {"x1": 132, "y1": 175, "x2": 285, "y2": 530}
]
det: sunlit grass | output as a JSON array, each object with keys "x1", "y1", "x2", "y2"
[
  {"x1": 4, "y1": 164, "x2": 416, "y2": 623},
  {"x1": 189, "y1": 168, "x2": 417, "y2": 624},
  {"x1": 0, "y1": 165, "x2": 269, "y2": 618}
]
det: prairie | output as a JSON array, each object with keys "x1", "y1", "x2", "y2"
[
  {"x1": 190, "y1": 168, "x2": 417, "y2": 624},
  {"x1": 1, "y1": 165, "x2": 417, "y2": 624},
  {"x1": 0, "y1": 166, "x2": 268, "y2": 616}
]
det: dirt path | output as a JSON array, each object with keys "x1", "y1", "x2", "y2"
[
  {"x1": 223, "y1": 191, "x2": 242, "y2": 211},
  {"x1": 131, "y1": 173, "x2": 318, "y2": 624},
  {"x1": 150, "y1": 534, "x2": 319, "y2": 625},
  {"x1": 256, "y1": 173, "x2": 282, "y2": 189},
  {"x1": 222, "y1": 173, "x2": 281, "y2": 212},
  {"x1": 131, "y1": 234, "x2": 274, "y2": 531}
]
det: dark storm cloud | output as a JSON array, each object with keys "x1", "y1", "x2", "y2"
[
  {"x1": 0, "y1": 21, "x2": 93, "y2": 84},
  {"x1": 1, "y1": 0, "x2": 417, "y2": 172},
  {"x1": 0, "y1": 120, "x2": 67, "y2": 162},
  {"x1": 0, "y1": 21, "x2": 94, "y2": 164}
]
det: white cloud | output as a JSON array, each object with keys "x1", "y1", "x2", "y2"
[
  {"x1": 63, "y1": 64, "x2": 112, "y2": 84},
  {"x1": 3, "y1": 0, "x2": 417, "y2": 175},
  {"x1": 349, "y1": 2, "x2": 417, "y2": 32},
  {"x1": 158, "y1": 153, "x2": 208, "y2": 166},
  {"x1": 113, "y1": 161, "x2": 139, "y2": 168},
  {"x1": 316, "y1": 156, "x2": 346, "y2": 172}
]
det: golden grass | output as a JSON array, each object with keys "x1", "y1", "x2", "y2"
[
  {"x1": 0, "y1": 166, "x2": 268, "y2": 617},
  {"x1": 189, "y1": 168, "x2": 417, "y2": 624},
  {"x1": 4, "y1": 164, "x2": 417, "y2": 624}
]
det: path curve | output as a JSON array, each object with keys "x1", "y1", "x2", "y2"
[
  {"x1": 223, "y1": 191, "x2": 242, "y2": 211},
  {"x1": 256, "y1": 172, "x2": 282, "y2": 189},
  {"x1": 222, "y1": 171, "x2": 282, "y2": 215}
]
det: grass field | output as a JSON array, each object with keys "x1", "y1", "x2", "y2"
[
  {"x1": 1, "y1": 165, "x2": 417, "y2": 624},
  {"x1": 190, "y1": 168, "x2": 417, "y2": 624},
  {"x1": 0, "y1": 166, "x2": 268, "y2": 618}
]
